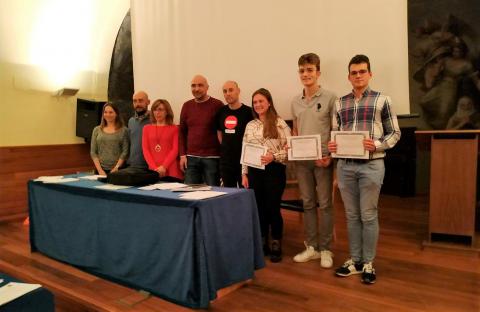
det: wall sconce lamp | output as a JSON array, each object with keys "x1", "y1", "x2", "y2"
[{"x1": 54, "y1": 88, "x2": 79, "y2": 97}]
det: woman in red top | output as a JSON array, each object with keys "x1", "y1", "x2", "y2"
[{"x1": 142, "y1": 99, "x2": 183, "y2": 181}]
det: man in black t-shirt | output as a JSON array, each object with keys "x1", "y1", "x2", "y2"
[{"x1": 216, "y1": 81, "x2": 253, "y2": 187}]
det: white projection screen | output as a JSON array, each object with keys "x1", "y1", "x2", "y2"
[{"x1": 131, "y1": 0, "x2": 410, "y2": 122}]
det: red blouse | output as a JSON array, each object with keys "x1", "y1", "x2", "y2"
[{"x1": 142, "y1": 124, "x2": 183, "y2": 180}]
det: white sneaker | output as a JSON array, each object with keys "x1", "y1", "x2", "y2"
[
  {"x1": 293, "y1": 242, "x2": 321, "y2": 263},
  {"x1": 320, "y1": 250, "x2": 334, "y2": 268}
]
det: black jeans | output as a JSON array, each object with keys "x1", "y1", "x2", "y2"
[
  {"x1": 248, "y1": 162, "x2": 286, "y2": 240},
  {"x1": 220, "y1": 163, "x2": 242, "y2": 188}
]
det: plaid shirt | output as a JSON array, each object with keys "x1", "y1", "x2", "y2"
[{"x1": 332, "y1": 88, "x2": 401, "y2": 159}]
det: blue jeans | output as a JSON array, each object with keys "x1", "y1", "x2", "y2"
[
  {"x1": 336, "y1": 159, "x2": 384, "y2": 263},
  {"x1": 184, "y1": 156, "x2": 220, "y2": 186}
]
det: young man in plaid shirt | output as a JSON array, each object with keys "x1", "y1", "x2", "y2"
[{"x1": 328, "y1": 54, "x2": 401, "y2": 284}]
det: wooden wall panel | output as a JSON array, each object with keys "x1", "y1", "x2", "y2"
[{"x1": 0, "y1": 144, "x2": 93, "y2": 222}]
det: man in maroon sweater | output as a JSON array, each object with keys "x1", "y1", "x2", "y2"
[{"x1": 179, "y1": 75, "x2": 224, "y2": 186}]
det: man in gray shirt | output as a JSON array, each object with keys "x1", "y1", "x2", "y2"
[
  {"x1": 127, "y1": 90, "x2": 151, "y2": 169},
  {"x1": 106, "y1": 91, "x2": 159, "y2": 186},
  {"x1": 291, "y1": 53, "x2": 337, "y2": 268}
]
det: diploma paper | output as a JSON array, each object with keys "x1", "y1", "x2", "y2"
[
  {"x1": 331, "y1": 131, "x2": 369, "y2": 159},
  {"x1": 240, "y1": 143, "x2": 267, "y2": 170},
  {"x1": 95, "y1": 184, "x2": 131, "y2": 190},
  {"x1": 179, "y1": 191, "x2": 227, "y2": 200},
  {"x1": 287, "y1": 135, "x2": 322, "y2": 160},
  {"x1": 0, "y1": 282, "x2": 42, "y2": 306},
  {"x1": 79, "y1": 175, "x2": 107, "y2": 180}
]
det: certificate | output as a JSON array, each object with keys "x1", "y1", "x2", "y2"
[
  {"x1": 287, "y1": 135, "x2": 322, "y2": 160},
  {"x1": 331, "y1": 131, "x2": 369, "y2": 159},
  {"x1": 240, "y1": 143, "x2": 267, "y2": 170}
]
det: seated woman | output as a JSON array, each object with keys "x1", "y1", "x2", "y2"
[
  {"x1": 142, "y1": 99, "x2": 183, "y2": 182},
  {"x1": 90, "y1": 103, "x2": 129, "y2": 175},
  {"x1": 241, "y1": 88, "x2": 291, "y2": 263}
]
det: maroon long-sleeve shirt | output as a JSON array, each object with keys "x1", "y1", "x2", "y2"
[{"x1": 179, "y1": 97, "x2": 224, "y2": 157}]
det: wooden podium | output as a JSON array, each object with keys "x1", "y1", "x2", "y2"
[{"x1": 416, "y1": 130, "x2": 479, "y2": 249}]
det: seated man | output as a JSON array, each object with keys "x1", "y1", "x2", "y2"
[{"x1": 107, "y1": 91, "x2": 159, "y2": 185}]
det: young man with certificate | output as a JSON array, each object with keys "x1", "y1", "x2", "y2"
[
  {"x1": 290, "y1": 53, "x2": 337, "y2": 268},
  {"x1": 328, "y1": 55, "x2": 401, "y2": 284}
]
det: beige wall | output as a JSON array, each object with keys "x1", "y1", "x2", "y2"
[
  {"x1": 0, "y1": 0, "x2": 130, "y2": 147},
  {"x1": 132, "y1": 0, "x2": 409, "y2": 120}
]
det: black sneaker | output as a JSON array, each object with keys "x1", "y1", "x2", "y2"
[
  {"x1": 335, "y1": 259, "x2": 363, "y2": 277},
  {"x1": 361, "y1": 262, "x2": 376, "y2": 284},
  {"x1": 270, "y1": 240, "x2": 282, "y2": 263}
]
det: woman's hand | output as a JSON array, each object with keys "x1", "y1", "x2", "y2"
[
  {"x1": 261, "y1": 152, "x2": 274, "y2": 165},
  {"x1": 156, "y1": 165, "x2": 167, "y2": 177},
  {"x1": 242, "y1": 174, "x2": 249, "y2": 188}
]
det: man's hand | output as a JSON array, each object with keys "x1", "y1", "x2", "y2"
[
  {"x1": 179, "y1": 156, "x2": 187, "y2": 172},
  {"x1": 327, "y1": 141, "x2": 337, "y2": 153},
  {"x1": 363, "y1": 139, "x2": 376, "y2": 152},
  {"x1": 315, "y1": 156, "x2": 332, "y2": 167}
]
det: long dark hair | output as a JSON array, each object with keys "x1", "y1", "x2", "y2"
[
  {"x1": 100, "y1": 102, "x2": 123, "y2": 130},
  {"x1": 252, "y1": 88, "x2": 279, "y2": 139}
]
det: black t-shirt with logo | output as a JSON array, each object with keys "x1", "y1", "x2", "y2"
[{"x1": 216, "y1": 104, "x2": 253, "y2": 168}]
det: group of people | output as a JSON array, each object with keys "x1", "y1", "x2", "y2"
[{"x1": 89, "y1": 53, "x2": 401, "y2": 285}]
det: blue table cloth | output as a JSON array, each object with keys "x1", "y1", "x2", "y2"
[
  {"x1": 0, "y1": 273, "x2": 54, "y2": 312},
  {"x1": 28, "y1": 177, "x2": 264, "y2": 308}
]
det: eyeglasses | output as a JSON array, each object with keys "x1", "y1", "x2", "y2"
[{"x1": 350, "y1": 69, "x2": 368, "y2": 76}]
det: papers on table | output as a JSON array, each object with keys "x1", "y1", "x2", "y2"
[
  {"x1": 138, "y1": 182, "x2": 187, "y2": 191},
  {"x1": 0, "y1": 282, "x2": 42, "y2": 306},
  {"x1": 34, "y1": 176, "x2": 80, "y2": 184},
  {"x1": 155, "y1": 182, "x2": 187, "y2": 190},
  {"x1": 94, "y1": 184, "x2": 131, "y2": 190},
  {"x1": 138, "y1": 184, "x2": 160, "y2": 191},
  {"x1": 171, "y1": 185, "x2": 212, "y2": 192},
  {"x1": 287, "y1": 135, "x2": 322, "y2": 160},
  {"x1": 240, "y1": 143, "x2": 267, "y2": 170},
  {"x1": 79, "y1": 175, "x2": 106, "y2": 180},
  {"x1": 138, "y1": 183, "x2": 211, "y2": 192},
  {"x1": 331, "y1": 131, "x2": 369, "y2": 159},
  {"x1": 179, "y1": 191, "x2": 227, "y2": 200}
]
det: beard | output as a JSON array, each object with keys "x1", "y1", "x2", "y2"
[{"x1": 136, "y1": 108, "x2": 147, "y2": 116}]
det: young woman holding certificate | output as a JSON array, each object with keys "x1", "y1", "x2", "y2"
[
  {"x1": 241, "y1": 88, "x2": 291, "y2": 263},
  {"x1": 142, "y1": 99, "x2": 183, "y2": 182}
]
